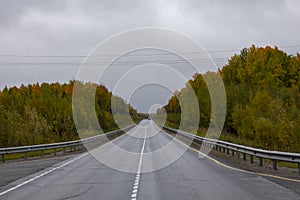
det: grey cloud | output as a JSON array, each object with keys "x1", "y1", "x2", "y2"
[
  {"x1": 0, "y1": 0, "x2": 299, "y2": 112},
  {"x1": 0, "y1": 0, "x2": 66, "y2": 28}
]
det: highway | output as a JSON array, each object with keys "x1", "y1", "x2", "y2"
[{"x1": 0, "y1": 120, "x2": 299, "y2": 200}]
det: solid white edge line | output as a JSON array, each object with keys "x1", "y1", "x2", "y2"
[
  {"x1": 0, "y1": 152, "x2": 88, "y2": 197},
  {"x1": 160, "y1": 127, "x2": 300, "y2": 183}
]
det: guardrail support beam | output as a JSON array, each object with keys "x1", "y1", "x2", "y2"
[
  {"x1": 298, "y1": 163, "x2": 300, "y2": 175},
  {"x1": 250, "y1": 155, "x2": 254, "y2": 163},
  {"x1": 41, "y1": 150, "x2": 44, "y2": 158},
  {"x1": 24, "y1": 152, "x2": 27, "y2": 160},
  {"x1": 272, "y1": 159, "x2": 277, "y2": 170},
  {"x1": 232, "y1": 150, "x2": 235, "y2": 156},
  {"x1": 1, "y1": 154, "x2": 5, "y2": 162},
  {"x1": 54, "y1": 148, "x2": 57, "y2": 156},
  {"x1": 259, "y1": 157, "x2": 263, "y2": 167},
  {"x1": 226, "y1": 148, "x2": 230, "y2": 154},
  {"x1": 243, "y1": 153, "x2": 246, "y2": 161}
]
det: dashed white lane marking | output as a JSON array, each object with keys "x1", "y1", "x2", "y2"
[{"x1": 130, "y1": 128, "x2": 146, "y2": 200}]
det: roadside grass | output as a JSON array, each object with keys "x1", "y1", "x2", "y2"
[{"x1": 278, "y1": 161, "x2": 298, "y2": 169}]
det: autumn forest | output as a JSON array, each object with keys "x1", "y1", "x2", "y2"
[
  {"x1": 162, "y1": 46, "x2": 300, "y2": 152},
  {"x1": 1, "y1": 45, "x2": 300, "y2": 152},
  {"x1": 0, "y1": 81, "x2": 143, "y2": 148}
]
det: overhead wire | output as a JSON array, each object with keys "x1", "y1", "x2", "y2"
[
  {"x1": 0, "y1": 44, "x2": 299, "y2": 58},
  {"x1": 0, "y1": 45, "x2": 298, "y2": 66}
]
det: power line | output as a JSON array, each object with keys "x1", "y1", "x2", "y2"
[
  {"x1": 0, "y1": 45, "x2": 299, "y2": 58},
  {"x1": 0, "y1": 51, "x2": 235, "y2": 58},
  {"x1": 0, "y1": 50, "x2": 238, "y2": 57},
  {"x1": 0, "y1": 58, "x2": 229, "y2": 66}
]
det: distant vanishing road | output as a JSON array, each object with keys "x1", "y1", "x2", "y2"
[{"x1": 0, "y1": 120, "x2": 299, "y2": 200}]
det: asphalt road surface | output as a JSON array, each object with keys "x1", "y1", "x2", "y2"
[{"x1": 0, "y1": 120, "x2": 299, "y2": 200}]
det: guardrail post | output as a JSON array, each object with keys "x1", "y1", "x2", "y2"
[
  {"x1": 222, "y1": 147, "x2": 225, "y2": 153},
  {"x1": 243, "y1": 153, "x2": 246, "y2": 161},
  {"x1": 231, "y1": 150, "x2": 235, "y2": 156},
  {"x1": 54, "y1": 148, "x2": 57, "y2": 156},
  {"x1": 41, "y1": 150, "x2": 44, "y2": 158},
  {"x1": 24, "y1": 152, "x2": 27, "y2": 160},
  {"x1": 226, "y1": 148, "x2": 230, "y2": 154},
  {"x1": 1, "y1": 154, "x2": 5, "y2": 162},
  {"x1": 298, "y1": 163, "x2": 300, "y2": 175},
  {"x1": 250, "y1": 155, "x2": 254, "y2": 163},
  {"x1": 63, "y1": 147, "x2": 66, "y2": 155},
  {"x1": 70, "y1": 146, "x2": 73, "y2": 152},
  {"x1": 272, "y1": 159, "x2": 277, "y2": 170},
  {"x1": 236, "y1": 151, "x2": 240, "y2": 159},
  {"x1": 259, "y1": 157, "x2": 263, "y2": 166}
]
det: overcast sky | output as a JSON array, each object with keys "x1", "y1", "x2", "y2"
[{"x1": 0, "y1": 0, "x2": 299, "y2": 112}]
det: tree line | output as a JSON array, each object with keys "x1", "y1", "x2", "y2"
[
  {"x1": 0, "y1": 81, "x2": 142, "y2": 148},
  {"x1": 161, "y1": 46, "x2": 300, "y2": 152}
]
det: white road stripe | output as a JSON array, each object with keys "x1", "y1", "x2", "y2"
[
  {"x1": 0, "y1": 152, "x2": 88, "y2": 197},
  {"x1": 130, "y1": 128, "x2": 146, "y2": 200}
]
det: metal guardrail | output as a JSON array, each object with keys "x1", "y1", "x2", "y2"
[
  {"x1": 0, "y1": 125, "x2": 135, "y2": 162},
  {"x1": 162, "y1": 125, "x2": 300, "y2": 174}
]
